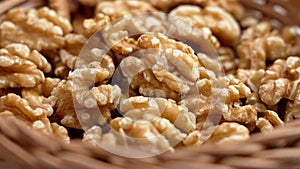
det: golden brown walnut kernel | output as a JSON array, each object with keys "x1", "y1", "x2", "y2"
[
  {"x1": 0, "y1": 93, "x2": 53, "y2": 132},
  {"x1": 286, "y1": 56, "x2": 300, "y2": 81},
  {"x1": 83, "y1": 0, "x2": 157, "y2": 37},
  {"x1": 256, "y1": 117, "x2": 273, "y2": 133},
  {"x1": 5, "y1": 43, "x2": 51, "y2": 73},
  {"x1": 258, "y1": 78, "x2": 290, "y2": 106},
  {"x1": 99, "y1": 15, "x2": 165, "y2": 58},
  {"x1": 74, "y1": 84, "x2": 121, "y2": 112},
  {"x1": 241, "y1": 22, "x2": 272, "y2": 41},
  {"x1": 71, "y1": 48, "x2": 115, "y2": 84},
  {"x1": 201, "y1": 6, "x2": 240, "y2": 46},
  {"x1": 169, "y1": 5, "x2": 220, "y2": 49},
  {"x1": 246, "y1": 93, "x2": 267, "y2": 113},
  {"x1": 195, "y1": 76, "x2": 251, "y2": 104},
  {"x1": 237, "y1": 38, "x2": 267, "y2": 70},
  {"x1": 264, "y1": 36, "x2": 287, "y2": 61},
  {"x1": 0, "y1": 7, "x2": 72, "y2": 51},
  {"x1": 46, "y1": 80, "x2": 81, "y2": 129},
  {"x1": 138, "y1": 33, "x2": 200, "y2": 81},
  {"x1": 156, "y1": 98, "x2": 196, "y2": 133},
  {"x1": 47, "y1": 78, "x2": 121, "y2": 129},
  {"x1": 206, "y1": 122, "x2": 249, "y2": 144},
  {"x1": 237, "y1": 22, "x2": 289, "y2": 69},
  {"x1": 259, "y1": 110, "x2": 283, "y2": 127},
  {"x1": 83, "y1": 13, "x2": 111, "y2": 37},
  {"x1": 21, "y1": 77, "x2": 60, "y2": 100},
  {"x1": 59, "y1": 33, "x2": 87, "y2": 69},
  {"x1": 0, "y1": 46, "x2": 46, "y2": 88},
  {"x1": 236, "y1": 69, "x2": 265, "y2": 92},
  {"x1": 218, "y1": 47, "x2": 237, "y2": 74},
  {"x1": 117, "y1": 32, "x2": 216, "y2": 101},
  {"x1": 282, "y1": 26, "x2": 300, "y2": 56},
  {"x1": 142, "y1": 0, "x2": 245, "y2": 19},
  {"x1": 120, "y1": 57, "x2": 179, "y2": 100},
  {"x1": 223, "y1": 105, "x2": 257, "y2": 131},
  {"x1": 170, "y1": 5, "x2": 241, "y2": 46},
  {"x1": 95, "y1": 0, "x2": 157, "y2": 21},
  {"x1": 120, "y1": 96, "x2": 196, "y2": 133},
  {"x1": 285, "y1": 93, "x2": 300, "y2": 122},
  {"x1": 51, "y1": 122, "x2": 70, "y2": 143},
  {"x1": 263, "y1": 59, "x2": 287, "y2": 81}
]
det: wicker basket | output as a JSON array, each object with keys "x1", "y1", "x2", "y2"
[{"x1": 1, "y1": 0, "x2": 300, "y2": 169}]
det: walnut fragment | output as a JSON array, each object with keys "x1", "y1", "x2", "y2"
[
  {"x1": 0, "y1": 93, "x2": 53, "y2": 132},
  {"x1": 0, "y1": 7, "x2": 72, "y2": 51},
  {"x1": 0, "y1": 44, "x2": 49, "y2": 88},
  {"x1": 206, "y1": 122, "x2": 249, "y2": 144}
]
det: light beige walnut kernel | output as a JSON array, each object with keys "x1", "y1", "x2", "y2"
[
  {"x1": 83, "y1": 126, "x2": 103, "y2": 145},
  {"x1": 182, "y1": 130, "x2": 202, "y2": 146},
  {"x1": 151, "y1": 117, "x2": 187, "y2": 146},
  {"x1": 0, "y1": 7, "x2": 72, "y2": 51}
]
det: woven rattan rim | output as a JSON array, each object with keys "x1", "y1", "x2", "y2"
[
  {"x1": 1, "y1": 0, "x2": 300, "y2": 169},
  {"x1": 1, "y1": 116, "x2": 300, "y2": 169}
]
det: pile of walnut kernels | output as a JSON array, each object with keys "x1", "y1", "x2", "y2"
[{"x1": 0, "y1": 0, "x2": 300, "y2": 153}]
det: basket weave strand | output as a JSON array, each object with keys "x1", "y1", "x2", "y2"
[{"x1": 1, "y1": 116, "x2": 300, "y2": 169}]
